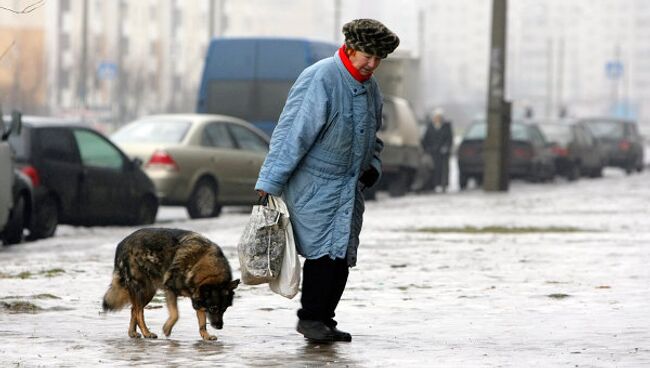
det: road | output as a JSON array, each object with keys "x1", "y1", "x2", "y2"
[{"x1": 1, "y1": 167, "x2": 649, "y2": 367}]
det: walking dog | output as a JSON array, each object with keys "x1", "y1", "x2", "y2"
[{"x1": 102, "y1": 228, "x2": 239, "y2": 340}]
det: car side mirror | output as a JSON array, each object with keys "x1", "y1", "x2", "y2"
[
  {"x1": 132, "y1": 158, "x2": 143, "y2": 168},
  {"x1": 1, "y1": 110, "x2": 22, "y2": 140}
]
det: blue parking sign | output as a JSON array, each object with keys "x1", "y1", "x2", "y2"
[
  {"x1": 605, "y1": 61, "x2": 623, "y2": 80},
  {"x1": 97, "y1": 62, "x2": 118, "y2": 80}
]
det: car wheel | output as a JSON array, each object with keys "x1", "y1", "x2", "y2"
[
  {"x1": 387, "y1": 171, "x2": 410, "y2": 197},
  {"x1": 2, "y1": 194, "x2": 26, "y2": 245},
  {"x1": 459, "y1": 173, "x2": 469, "y2": 190},
  {"x1": 567, "y1": 163, "x2": 580, "y2": 181},
  {"x1": 135, "y1": 195, "x2": 158, "y2": 225},
  {"x1": 28, "y1": 195, "x2": 58, "y2": 240},
  {"x1": 624, "y1": 160, "x2": 635, "y2": 175},
  {"x1": 187, "y1": 178, "x2": 221, "y2": 219}
]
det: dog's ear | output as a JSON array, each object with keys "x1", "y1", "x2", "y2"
[{"x1": 229, "y1": 279, "x2": 240, "y2": 290}]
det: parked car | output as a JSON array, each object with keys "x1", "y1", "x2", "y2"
[
  {"x1": 8, "y1": 116, "x2": 159, "y2": 239},
  {"x1": 578, "y1": 117, "x2": 644, "y2": 174},
  {"x1": 368, "y1": 95, "x2": 425, "y2": 198},
  {"x1": 457, "y1": 120, "x2": 556, "y2": 189},
  {"x1": 538, "y1": 121, "x2": 605, "y2": 180},
  {"x1": 2, "y1": 170, "x2": 34, "y2": 245},
  {"x1": 111, "y1": 114, "x2": 270, "y2": 218},
  {"x1": 1, "y1": 111, "x2": 31, "y2": 245}
]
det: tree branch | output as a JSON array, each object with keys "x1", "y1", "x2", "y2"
[
  {"x1": 0, "y1": 40, "x2": 15, "y2": 62},
  {"x1": 0, "y1": 0, "x2": 46, "y2": 14}
]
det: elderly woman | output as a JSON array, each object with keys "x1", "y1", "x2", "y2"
[{"x1": 255, "y1": 19, "x2": 399, "y2": 342}]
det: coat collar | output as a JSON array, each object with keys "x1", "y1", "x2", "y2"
[{"x1": 334, "y1": 50, "x2": 371, "y2": 96}]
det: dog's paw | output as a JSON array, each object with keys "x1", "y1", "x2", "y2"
[
  {"x1": 201, "y1": 333, "x2": 218, "y2": 341},
  {"x1": 143, "y1": 332, "x2": 158, "y2": 339},
  {"x1": 163, "y1": 323, "x2": 174, "y2": 336},
  {"x1": 129, "y1": 331, "x2": 142, "y2": 338}
]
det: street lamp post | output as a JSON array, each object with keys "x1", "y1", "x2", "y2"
[{"x1": 484, "y1": 0, "x2": 510, "y2": 192}]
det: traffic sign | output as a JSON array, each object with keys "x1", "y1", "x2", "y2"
[
  {"x1": 605, "y1": 61, "x2": 623, "y2": 80},
  {"x1": 97, "y1": 62, "x2": 118, "y2": 80}
]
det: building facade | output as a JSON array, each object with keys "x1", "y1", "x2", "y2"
[{"x1": 2, "y1": 0, "x2": 650, "y2": 132}]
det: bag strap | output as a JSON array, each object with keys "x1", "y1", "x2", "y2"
[{"x1": 258, "y1": 193, "x2": 269, "y2": 206}]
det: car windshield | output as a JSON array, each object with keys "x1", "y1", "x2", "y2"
[
  {"x1": 111, "y1": 119, "x2": 191, "y2": 144},
  {"x1": 464, "y1": 122, "x2": 528, "y2": 141},
  {"x1": 539, "y1": 124, "x2": 571, "y2": 144},
  {"x1": 584, "y1": 120, "x2": 624, "y2": 139}
]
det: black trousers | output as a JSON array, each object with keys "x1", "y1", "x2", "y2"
[{"x1": 297, "y1": 255, "x2": 349, "y2": 327}]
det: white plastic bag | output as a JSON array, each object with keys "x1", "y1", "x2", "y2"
[
  {"x1": 268, "y1": 195, "x2": 301, "y2": 299},
  {"x1": 237, "y1": 197, "x2": 286, "y2": 285}
]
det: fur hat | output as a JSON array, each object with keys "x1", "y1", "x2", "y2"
[{"x1": 342, "y1": 19, "x2": 400, "y2": 59}]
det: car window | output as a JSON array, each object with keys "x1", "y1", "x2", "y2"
[
  {"x1": 464, "y1": 122, "x2": 529, "y2": 141},
  {"x1": 584, "y1": 120, "x2": 624, "y2": 139},
  {"x1": 464, "y1": 123, "x2": 487, "y2": 139},
  {"x1": 511, "y1": 124, "x2": 529, "y2": 141},
  {"x1": 37, "y1": 128, "x2": 78, "y2": 163},
  {"x1": 381, "y1": 100, "x2": 396, "y2": 132},
  {"x1": 580, "y1": 127, "x2": 595, "y2": 145},
  {"x1": 74, "y1": 129, "x2": 124, "y2": 169},
  {"x1": 202, "y1": 122, "x2": 236, "y2": 149},
  {"x1": 112, "y1": 119, "x2": 191, "y2": 144},
  {"x1": 539, "y1": 124, "x2": 571, "y2": 144},
  {"x1": 7, "y1": 130, "x2": 27, "y2": 160},
  {"x1": 227, "y1": 124, "x2": 268, "y2": 153}
]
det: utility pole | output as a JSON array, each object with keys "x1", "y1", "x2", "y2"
[
  {"x1": 208, "y1": 0, "x2": 215, "y2": 40},
  {"x1": 483, "y1": 0, "x2": 510, "y2": 192},
  {"x1": 334, "y1": 0, "x2": 341, "y2": 42},
  {"x1": 545, "y1": 38, "x2": 553, "y2": 120},
  {"x1": 78, "y1": 0, "x2": 89, "y2": 118},
  {"x1": 218, "y1": 0, "x2": 227, "y2": 36},
  {"x1": 556, "y1": 37, "x2": 564, "y2": 118},
  {"x1": 115, "y1": 1, "x2": 125, "y2": 124}
]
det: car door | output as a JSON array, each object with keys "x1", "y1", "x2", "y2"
[
  {"x1": 0, "y1": 140, "x2": 13, "y2": 228},
  {"x1": 72, "y1": 128, "x2": 130, "y2": 224},
  {"x1": 529, "y1": 125, "x2": 554, "y2": 174},
  {"x1": 226, "y1": 123, "x2": 269, "y2": 202},
  {"x1": 35, "y1": 127, "x2": 84, "y2": 223},
  {"x1": 201, "y1": 121, "x2": 247, "y2": 203},
  {"x1": 576, "y1": 126, "x2": 596, "y2": 168}
]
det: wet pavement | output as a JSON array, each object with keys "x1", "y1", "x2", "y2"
[{"x1": 1, "y1": 168, "x2": 650, "y2": 367}]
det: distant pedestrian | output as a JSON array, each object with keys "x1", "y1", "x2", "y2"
[
  {"x1": 254, "y1": 19, "x2": 399, "y2": 343},
  {"x1": 422, "y1": 108, "x2": 453, "y2": 192}
]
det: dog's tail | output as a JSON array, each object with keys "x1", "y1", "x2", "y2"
[{"x1": 102, "y1": 273, "x2": 131, "y2": 312}]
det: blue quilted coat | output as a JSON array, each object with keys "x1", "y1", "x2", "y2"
[{"x1": 255, "y1": 51, "x2": 384, "y2": 267}]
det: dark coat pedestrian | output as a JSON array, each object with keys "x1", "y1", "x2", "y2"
[{"x1": 422, "y1": 109, "x2": 453, "y2": 192}]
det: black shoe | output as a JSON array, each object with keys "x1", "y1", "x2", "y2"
[
  {"x1": 296, "y1": 320, "x2": 335, "y2": 343},
  {"x1": 329, "y1": 326, "x2": 352, "y2": 342}
]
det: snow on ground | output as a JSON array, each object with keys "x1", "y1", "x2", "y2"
[{"x1": 1, "y1": 167, "x2": 649, "y2": 367}]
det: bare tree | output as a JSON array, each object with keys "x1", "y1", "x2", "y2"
[{"x1": 0, "y1": 0, "x2": 46, "y2": 14}]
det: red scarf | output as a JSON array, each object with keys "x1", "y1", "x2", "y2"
[{"x1": 338, "y1": 45, "x2": 371, "y2": 82}]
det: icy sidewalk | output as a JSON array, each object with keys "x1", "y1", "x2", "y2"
[{"x1": 0, "y1": 169, "x2": 649, "y2": 367}]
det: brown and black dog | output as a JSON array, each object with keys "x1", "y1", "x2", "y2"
[{"x1": 102, "y1": 228, "x2": 239, "y2": 340}]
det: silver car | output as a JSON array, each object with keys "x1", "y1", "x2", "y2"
[{"x1": 112, "y1": 114, "x2": 269, "y2": 218}]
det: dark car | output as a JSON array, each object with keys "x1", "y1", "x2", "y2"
[
  {"x1": 539, "y1": 122, "x2": 605, "y2": 180},
  {"x1": 1, "y1": 112, "x2": 33, "y2": 245},
  {"x1": 8, "y1": 117, "x2": 159, "y2": 239},
  {"x1": 457, "y1": 120, "x2": 555, "y2": 189},
  {"x1": 579, "y1": 117, "x2": 644, "y2": 174},
  {"x1": 2, "y1": 170, "x2": 34, "y2": 245}
]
